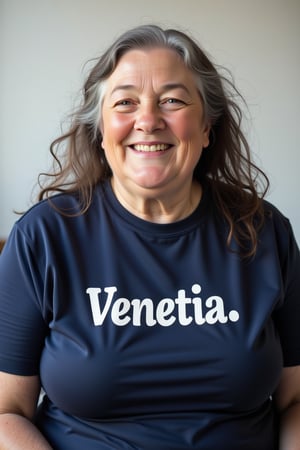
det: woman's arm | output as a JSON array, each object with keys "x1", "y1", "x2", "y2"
[
  {"x1": 275, "y1": 365, "x2": 300, "y2": 450},
  {"x1": 0, "y1": 371, "x2": 53, "y2": 449}
]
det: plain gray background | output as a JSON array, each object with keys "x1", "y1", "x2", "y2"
[{"x1": 1, "y1": 0, "x2": 299, "y2": 242}]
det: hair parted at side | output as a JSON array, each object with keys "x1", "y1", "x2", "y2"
[{"x1": 38, "y1": 24, "x2": 269, "y2": 257}]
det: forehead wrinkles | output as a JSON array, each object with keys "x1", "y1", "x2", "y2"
[
  {"x1": 106, "y1": 49, "x2": 195, "y2": 96},
  {"x1": 108, "y1": 66, "x2": 163, "y2": 96}
]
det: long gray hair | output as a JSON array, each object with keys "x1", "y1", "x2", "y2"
[
  {"x1": 39, "y1": 24, "x2": 269, "y2": 257},
  {"x1": 79, "y1": 25, "x2": 223, "y2": 137}
]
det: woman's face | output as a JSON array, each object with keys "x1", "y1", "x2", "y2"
[{"x1": 101, "y1": 47, "x2": 210, "y2": 199}]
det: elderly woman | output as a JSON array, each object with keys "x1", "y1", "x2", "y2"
[{"x1": 0, "y1": 24, "x2": 299, "y2": 450}]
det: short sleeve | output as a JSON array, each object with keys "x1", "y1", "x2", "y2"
[
  {"x1": 0, "y1": 224, "x2": 48, "y2": 375},
  {"x1": 273, "y1": 219, "x2": 300, "y2": 366}
]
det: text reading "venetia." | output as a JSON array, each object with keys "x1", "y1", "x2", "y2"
[{"x1": 86, "y1": 284, "x2": 240, "y2": 327}]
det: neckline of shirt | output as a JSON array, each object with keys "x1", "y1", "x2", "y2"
[{"x1": 99, "y1": 179, "x2": 209, "y2": 238}]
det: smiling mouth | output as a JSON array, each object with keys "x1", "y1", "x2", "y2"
[{"x1": 131, "y1": 144, "x2": 171, "y2": 152}]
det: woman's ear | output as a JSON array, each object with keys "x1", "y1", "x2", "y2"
[
  {"x1": 203, "y1": 122, "x2": 211, "y2": 149},
  {"x1": 99, "y1": 121, "x2": 105, "y2": 150}
]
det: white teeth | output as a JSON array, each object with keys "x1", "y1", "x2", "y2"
[{"x1": 133, "y1": 144, "x2": 169, "y2": 152}]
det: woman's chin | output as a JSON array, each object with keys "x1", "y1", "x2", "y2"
[{"x1": 127, "y1": 168, "x2": 171, "y2": 191}]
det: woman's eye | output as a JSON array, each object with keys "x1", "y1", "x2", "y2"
[
  {"x1": 161, "y1": 98, "x2": 186, "y2": 108},
  {"x1": 114, "y1": 99, "x2": 136, "y2": 112},
  {"x1": 165, "y1": 98, "x2": 181, "y2": 104},
  {"x1": 166, "y1": 98, "x2": 181, "y2": 103},
  {"x1": 116, "y1": 100, "x2": 132, "y2": 106}
]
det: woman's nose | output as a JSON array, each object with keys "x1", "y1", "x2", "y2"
[{"x1": 133, "y1": 103, "x2": 166, "y2": 133}]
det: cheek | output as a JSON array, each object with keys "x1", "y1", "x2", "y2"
[
  {"x1": 168, "y1": 114, "x2": 203, "y2": 142},
  {"x1": 102, "y1": 113, "x2": 133, "y2": 147}
]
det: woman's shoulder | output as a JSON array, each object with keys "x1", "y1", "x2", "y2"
[
  {"x1": 16, "y1": 191, "x2": 83, "y2": 226},
  {"x1": 261, "y1": 199, "x2": 299, "y2": 265},
  {"x1": 262, "y1": 199, "x2": 293, "y2": 233}
]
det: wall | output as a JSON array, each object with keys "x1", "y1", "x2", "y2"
[{"x1": 1, "y1": 0, "x2": 299, "y2": 242}]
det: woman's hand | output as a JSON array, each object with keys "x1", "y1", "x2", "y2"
[{"x1": 276, "y1": 365, "x2": 300, "y2": 450}]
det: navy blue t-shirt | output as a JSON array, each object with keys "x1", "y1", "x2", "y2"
[{"x1": 0, "y1": 180, "x2": 300, "y2": 449}]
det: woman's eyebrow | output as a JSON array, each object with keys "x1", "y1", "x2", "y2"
[
  {"x1": 110, "y1": 83, "x2": 191, "y2": 96},
  {"x1": 160, "y1": 83, "x2": 190, "y2": 94},
  {"x1": 110, "y1": 84, "x2": 135, "y2": 95}
]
